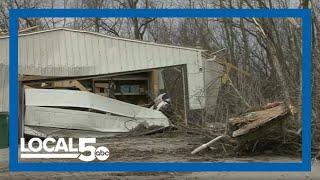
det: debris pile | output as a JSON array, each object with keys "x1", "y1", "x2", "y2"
[
  {"x1": 228, "y1": 101, "x2": 288, "y2": 139},
  {"x1": 191, "y1": 102, "x2": 295, "y2": 155}
]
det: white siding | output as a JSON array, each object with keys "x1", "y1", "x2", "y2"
[{"x1": 0, "y1": 28, "x2": 218, "y2": 111}]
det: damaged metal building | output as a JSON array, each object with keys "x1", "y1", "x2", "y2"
[{"x1": 0, "y1": 28, "x2": 223, "y2": 135}]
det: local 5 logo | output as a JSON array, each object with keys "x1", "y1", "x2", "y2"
[{"x1": 20, "y1": 138, "x2": 110, "y2": 162}]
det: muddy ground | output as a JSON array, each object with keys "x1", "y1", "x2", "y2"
[{"x1": 0, "y1": 132, "x2": 319, "y2": 179}]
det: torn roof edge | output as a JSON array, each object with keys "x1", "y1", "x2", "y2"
[{"x1": 0, "y1": 27, "x2": 206, "y2": 52}]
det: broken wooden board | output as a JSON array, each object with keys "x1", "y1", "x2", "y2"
[
  {"x1": 51, "y1": 80, "x2": 88, "y2": 91},
  {"x1": 229, "y1": 102, "x2": 289, "y2": 138},
  {"x1": 191, "y1": 102, "x2": 292, "y2": 155}
]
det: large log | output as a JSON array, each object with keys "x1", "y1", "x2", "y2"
[
  {"x1": 191, "y1": 102, "x2": 291, "y2": 155},
  {"x1": 228, "y1": 102, "x2": 289, "y2": 138}
]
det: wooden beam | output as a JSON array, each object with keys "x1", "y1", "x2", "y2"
[{"x1": 52, "y1": 80, "x2": 88, "y2": 91}]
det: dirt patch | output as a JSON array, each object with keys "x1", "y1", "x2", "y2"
[
  {"x1": 97, "y1": 132, "x2": 217, "y2": 162},
  {"x1": 0, "y1": 131, "x2": 314, "y2": 179},
  {"x1": 18, "y1": 131, "x2": 300, "y2": 163}
]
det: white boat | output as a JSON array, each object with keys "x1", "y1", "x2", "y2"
[{"x1": 24, "y1": 89, "x2": 169, "y2": 133}]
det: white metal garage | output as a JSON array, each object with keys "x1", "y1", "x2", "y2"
[{"x1": 0, "y1": 28, "x2": 222, "y2": 112}]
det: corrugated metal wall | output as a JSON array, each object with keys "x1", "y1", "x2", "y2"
[{"x1": 0, "y1": 28, "x2": 214, "y2": 111}]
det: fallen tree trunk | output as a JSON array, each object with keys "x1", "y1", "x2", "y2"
[
  {"x1": 191, "y1": 101, "x2": 299, "y2": 155},
  {"x1": 228, "y1": 102, "x2": 288, "y2": 138}
]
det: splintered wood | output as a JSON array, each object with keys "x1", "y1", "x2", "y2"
[
  {"x1": 228, "y1": 102, "x2": 288, "y2": 138},
  {"x1": 191, "y1": 101, "x2": 290, "y2": 155}
]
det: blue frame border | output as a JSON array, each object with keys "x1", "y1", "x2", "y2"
[{"x1": 8, "y1": 9, "x2": 312, "y2": 172}]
